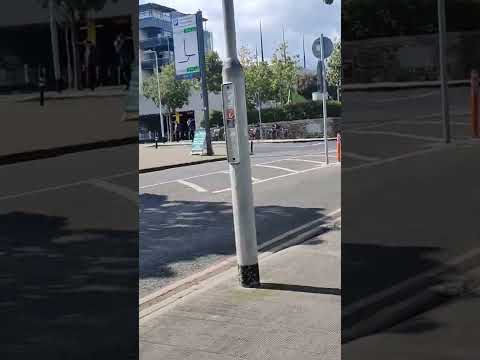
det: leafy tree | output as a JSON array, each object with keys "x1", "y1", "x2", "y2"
[
  {"x1": 270, "y1": 42, "x2": 300, "y2": 106},
  {"x1": 142, "y1": 64, "x2": 193, "y2": 139},
  {"x1": 297, "y1": 71, "x2": 318, "y2": 100},
  {"x1": 205, "y1": 51, "x2": 223, "y2": 93},
  {"x1": 326, "y1": 40, "x2": 341, "y2": 88},
  {"x1": 238, "y1": 47, "x2": 273, "y2": 110}
]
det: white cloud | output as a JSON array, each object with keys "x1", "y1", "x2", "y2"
[{"x1": 140, "y1": 0, "x2": 340, "y2": 69}]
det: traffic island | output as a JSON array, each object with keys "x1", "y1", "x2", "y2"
[{"x1": 139, "y1": 143, "x2": 227, "y2": 173}]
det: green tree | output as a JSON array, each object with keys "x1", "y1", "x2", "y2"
[
  {"x1": 297, "y1": 71, "x2": 318, "y2": 100},
  {"x1": 270, "y1": 42, "x2": 300, "y2": 106},
  {"x1": 326, "y1": 41, "x2": 341, "y2": 88},
  {"x1": 142, "y1": 64, "x2": 193, "y2": 140},
  {"x1": 205, "y1": 51, "x2": 223, "y2": 93},
  {"x1": 239, "y1": 47, "x2": 273, "y2": 110}
]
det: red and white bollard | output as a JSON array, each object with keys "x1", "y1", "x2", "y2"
[
  {"x1": 471, "y1": 69, "x2": 479, "y2": 137},
  {"x1": 336, "y1": 132, "x2": 341, "y2": 162}
]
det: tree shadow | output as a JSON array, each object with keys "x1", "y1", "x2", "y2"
[
  {"x1": 0, "y1": 211, "x2": 138, "y2": 359},
  {"x1": 139, "y1": 193, "x2": 331, "y2": 293}
]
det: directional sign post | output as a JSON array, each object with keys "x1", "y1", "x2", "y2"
[
  {"x1": 172, "y1": 15, "x2": 201, "y2": 80},
  {"x1": 313, "y1": 35, "x2": 333, "y2": 164},
  {"x1": 172, "y1": 13, "x2": 213, "y2": 155}
]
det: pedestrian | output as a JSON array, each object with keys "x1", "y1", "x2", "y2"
[
  {"x1": 38, "y1": 66, "x2": 46, "y2": 106},
  {"x1": 174, "y1": 121, "x2": 180, "y2": 142},
  {"x1": 114, "y1": 33, "x2": 132, "y2": 90},
  {"x1": 188, "y1": 118, "x2": 196, "y2": 140},
  {"x1": 85, "y1": 41, "x2": 97, "y2": 91}
]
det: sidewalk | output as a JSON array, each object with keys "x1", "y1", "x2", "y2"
[
  {"x1": 139, "y1": 143, "x2": 227, "y2": 172},
  {"x1": 144, "y1": 138, "x2": 333, "y2": 147},
  {"x1": 0, "y1": 88, "x2": 136, "y2": 163},
  {"x1": 5, "y1": 85, "x2": 126, "y2": 102},
  {"x1": 140, "y1": 229, "x2": 340, "y2": 360}
]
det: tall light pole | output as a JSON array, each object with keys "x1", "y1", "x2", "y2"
[
  {"x1": 49, "y1": 0, "x2": 61, "y2": 92},
  {"x1": 221, "y1": 0, "x2": 260, "y2": 288},
  {"x1": 145, "y1": 50, "x2": 165, "y2": 140},
  {"x1": 320, "y1": 34, "x2": 329, "y2": 164},
  {"x1": 437, "y1": 0, "x2": 451, "y2": 143}
]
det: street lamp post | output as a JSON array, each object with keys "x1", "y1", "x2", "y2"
[
  {"x1": 437, "y1": 0, "x2": 451, "y2": 143},
  {"x1": 221, "y1": 0, "x2": 260, "y2": 288},
  {"x1": 145, "y1": 50, "x2": 165, "y2": 141}
]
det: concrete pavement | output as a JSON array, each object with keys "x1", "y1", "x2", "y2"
[
  {"x1": 0, "y1": 87, "x2": 136, "y2": 162},
  {"x1": 139, "y1": 143, "x2": 227, "y2": 172},
  {"x1": 140, "y1": 228, "x2": 340, "y2": 360}
]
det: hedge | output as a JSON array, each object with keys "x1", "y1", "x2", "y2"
[
  {"x1": 247, "y1": 100, "x2": 341, "y2": 124},
  {"x1": 208, "y1": 101, "x2": 341, "y2": 127}
]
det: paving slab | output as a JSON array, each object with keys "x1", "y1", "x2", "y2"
[{"x1": 140, "y1": 229, "x2": 341, "y2": 360}]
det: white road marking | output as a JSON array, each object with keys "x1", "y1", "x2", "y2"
[
  {"x1": 255, "y1": 164, "x2": 299, "y2": 173},
  {"x1": 257, "y1": 208, "x2": 341, "y2": 251},
  {"x1": 342, "y1": 152, "x2": 380, "y2": 162},
  {"x1": 372, "y1": 90, "x2": 438, "y2": 103},
  {"x1": 343, "y1": 144, "x2": 448, "y2": 172},
  {"x1": 213, "y1": 163, "x2": 340, "y2": 194},
  {"x1": 284, "y1": 158, "x2": 325, "y2": 164},
  {"x1": 348, "y1": 129, "x2": 444, "y2": 142},
  {"x1": 0, "y1": 170, "x2": 137, "y2": 202},
  {"x1": 140, "y1": 170, "x2": 227, "y2": 189},
  {"x1": 352, "y1": 111, "x2": 470, "y2": 131},
  {"x1": 251, "y1": 177, "x2": 261, "y2": 182},
  {"x1": 343, "y1": 246, "x2": 480, "y2": 318},
  {"x1": 87, "y1": 179, "x2": 138, "y2": 204},
  {"x1": 177, "y1": 180, "x2": 208, "y2": 193}
]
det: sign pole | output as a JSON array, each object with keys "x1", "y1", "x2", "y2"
[
  {"x1": 221, "y1": 0, "x2": 260, "y2": 288},
  {"x1": 196, "y1": 11, "x2": 214, "y2": 155},
  {"x1": 154, "y1": 51, "x2": 165, "y2": 141},
  {"x1": 438, "y1": 0, "x2": 451, "y2": 143},
  {"x1": 320, "y1": 34, "x2": 329, "y2": 164}
]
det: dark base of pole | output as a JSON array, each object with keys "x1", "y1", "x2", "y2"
[
  {"x1": 40, "y1": 90, "x2": 44, "y2": 106},
  {"x1": 238, "y1": 264, "x2": 260, "y2": 288}
]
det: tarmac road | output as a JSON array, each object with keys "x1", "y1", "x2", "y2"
[{"x1": 139, "y1": 141, "x2": 341, "y2": 298}]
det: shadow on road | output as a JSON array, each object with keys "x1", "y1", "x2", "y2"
[
  {"x1": 0, "y1": 211, "x2": 138, "y2": 359},
  {"x1": 139, "y1": 193, "x2": 331, "y2": 291}
]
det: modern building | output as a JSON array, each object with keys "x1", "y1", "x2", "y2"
[
  {"x1": 204, "y1": 31, "x2": 214, "y2": 54},
  {"x1": 0, "y1": 0, "x2": 135, "y2": 92},
  {"x1": 139, "y1": 3, "x2": 220, "y2": 141},
  {"x1": 139, "y1": 3, "x2": 213, "y2": 77}
]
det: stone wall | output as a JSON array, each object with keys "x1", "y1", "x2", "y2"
[
  {"x1": 254, "y1": 118, "x2": 341, "y2": 139},
  {"x1": 343, "y1": 31, "x2": 480, "y2": 83}
]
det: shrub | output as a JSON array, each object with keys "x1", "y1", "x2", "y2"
[{"x1": 247, "y1": 100, "x2": 341, "y2": 124}]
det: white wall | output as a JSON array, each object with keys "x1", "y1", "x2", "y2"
[{"x1": 140, "y1": 88, "x2": 222, "y2": 128}]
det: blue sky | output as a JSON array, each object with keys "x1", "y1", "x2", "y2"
[{"x1": 140, "y1": 0, "x2": 340, "y2": 70}]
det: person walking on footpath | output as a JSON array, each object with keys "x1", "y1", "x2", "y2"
[
  {"x1": 84, "y1": 41, "x2": 97, "y2": 91},
  {"x1": 188, "y1": 117, "x2": 196, "y2": 140}
]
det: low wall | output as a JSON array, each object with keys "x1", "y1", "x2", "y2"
[{"x1": 256, "y1": 117, "x2": 341, "y2": 139}]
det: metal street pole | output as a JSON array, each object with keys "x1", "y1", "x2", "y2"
[
  {"x1": 147, "y1": 50, "x2": 165, "y2": 140},
  {"x1": 221, "y1": 0, "x2": 260, "y2": 288},
  {"x1": 320, "y1": 34, "x2": 329, "y2": 164},
  {"x1": 49, "y1": 0, "x2": 61, "y2": 92},
  {"x1": 197, "y1": 11, "x2": 214, "y2": 155},
  {"x1": 257, "y1": 93, "x2": 263, "y2": 139},
  {"x1": 438, "y1": 0, "x2": 451, "y2": 143}
]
